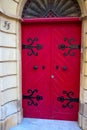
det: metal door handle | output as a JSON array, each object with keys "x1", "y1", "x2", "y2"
[
  {"x1": 42, "y1": 66, "x2": 45, "y2": 70},
  {"x1": 33, "y1": 66, "x2": 38, "y2": 70},
  {"x1": 63, "y1": 66, "x2": 67, "y2": 71}
]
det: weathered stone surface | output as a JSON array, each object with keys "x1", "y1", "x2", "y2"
[
  {"x1": 13, "y1": 0, "x2": 19, "y2": 3},
  {"x1": 84, "y1": 51, "x2": 87, "y2": 62},
  {"x1": 84, "y1": 77, "x2": 87, "y2": 89},
  {"x1": 0, "y1": 0, "x2": 18, "y2": 15},
  {"x1": 0, "y1": 76, "x2": 17, "y2": 91},
  {"x1": 83, "y1": 90, "x2": 87, "y2": 103},
  {"x1": 83, "y1": 103, "x2": 87, "y2": 117},
  {"x1": 79, "y1": 102, "x2": 84, "y2": 114},
  {"x1": 1, "y1": 88, "x2": 17, "y2": 105},
  {"x1": 0, "y1": 48, "x2": 16, "y2": 61},
  {"x1": 78, "y1": 113, "x2": 82, "y2": 128},
  {"x1": 0, "y1": 16, "x2": 16, "y2": 33},
  {"x1": 1, "y1": 113, "x2": 18, "y2": 130},
  {"x1": 84, "y1": 63, "x2": 87, "y2": 75},
  {"x1": 82, "y1": 116, "x2": 87, "y2": 130},
  {"x1": 0, "y1": 32, "x2": 16, "y2": 47},
  {"x1": 1, "y1": 101, "x2": 18, "y2": 120},
  {"x1": 84, "y1": 0, "x2": 87, "y2": 11},
  {"x1": 0, "y1": 62, "x2": 17, "y2": 76}
]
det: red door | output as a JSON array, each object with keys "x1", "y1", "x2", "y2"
[{"x1": 22, "y1": 18, "x2": 81, "y2": 121}]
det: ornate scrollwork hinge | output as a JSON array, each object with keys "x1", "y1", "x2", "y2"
[
  {"x1": 58, "y1": 38, "x2": 81, "y2": 56},
  {"x1": 22, "y1": 37, "x2": 43, "y2": 56},
  {"x1": 23, "y1": 89, "x2": 43, "y2": 106},
  {"x1": 57, "y1": 91, "x2": 79, "y2": 108}
]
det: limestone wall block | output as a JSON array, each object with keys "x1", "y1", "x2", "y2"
[
  {"x1": 0, "y1": 76, "x2": 17, "y2": 91},
  {"x1": 0, "y1": 32, "x2": 16, "y2": 47},
  {"x1": 84, "y1": 77, "x2": 87, "y2": 89},
  {"x1": 0, "y1": 48, "x2": 17, "y2": 61},
  {"x1": 0, "y1": 62, "x2": 17, "y2": 76},
  {"x1": 1, "y1": 113, "x2": 18, "y2": 130},
  {"x1": 0, "y1": 108, "x2": 1, "y2": 120},
  {"x1": 83, "y1": 103, "x2": 87, "y2": 117},
  {"x1": 13, "y1": 0, "x2": 19, "y2": 3},
  {"x1": 83, "y1": 20, "x2": 87, "y2": 32},
  {"x1": 83, "y1": 90, "x2": 87, "y2": 103},
  {"x1": 84, "y1": 50, "x2": 87, "y2": 62},
  {"x1": 1, "y1": 88, "x2": 17, "y2": 105},
  {"x1": 85, "y1": 33, "x2": 87, "y2": 47},
  {"x1": 79, "y1": 102, "x2": 84, "y2": 114},
  {"x1": 0, "y1": 0, "x2": 18, "y2": 15},
  {"x1": 84, "y1": 63, "x2": 87, "y2": 75},
  {"x1": 0, "y1": 16, "x2": 16, "y2": 33},
  {"x1": 17, "y1": 111, "x2": 22, "y2": 124},
  {"x1": 84, "y1": 0, "x2": 87, "y2": 11},
  {"x1": 1, "y1": 101, "x2": 18, "y2": 120},
  {"x1": 78, "y1": 112, "x2": 82, "y2": 128},
  {"x1": 82, "y1": 116, "x2": 87, "y2": 130}
]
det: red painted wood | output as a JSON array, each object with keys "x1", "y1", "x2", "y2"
[
  {"x1": 22, "y1": 19, "x2": 81, "y2": 121},
  {"x1": 22, "y1": 23, "x2": 51, "y2": 119},
  {"x1": 22, "y1": 17, "x2": 81, "y2": 23},
  {"x1": 51, "y1": 22, "x2": 81, "y2": 120}
]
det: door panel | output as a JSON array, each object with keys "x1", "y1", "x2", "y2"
[
  {"x1": 22, "y1": 20, "x2": 81, "y2": 120},
  {"x1": 22, "y1": 23, "x2": 51, "y2": 119},
  {"x1": 51, "y1": 22, "x2": 81, "y2": 120}
]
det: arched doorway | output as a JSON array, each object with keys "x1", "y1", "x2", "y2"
[{"x1": 21, "y1": 0, "x2": 81, "y2": 121}]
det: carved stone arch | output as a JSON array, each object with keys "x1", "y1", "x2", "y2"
[
  {"x1": 17, "y1": 0, "x2": 84, "y2": 18},
  {"x1": 77, "y1": 0, "x2": 86, "y2": 15}
]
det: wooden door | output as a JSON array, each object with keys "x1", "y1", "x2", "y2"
[
  {"x1": 22, "y1": 18, "x2": 81, "y2": 121},
  {"x1": 22, "y1": 22, "x2": 52, "y2": 119},
  {"x1": 51, "y1": 21, "x2": 81, "y2": 120}
]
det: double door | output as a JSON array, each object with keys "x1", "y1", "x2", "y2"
[{"x1": 22, "y1": 19, "x2": 81, "y2": 120}]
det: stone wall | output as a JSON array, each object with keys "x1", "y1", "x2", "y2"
[
  {"x1": 0, "y1": 0, "x2": 22, "y2": 130},
  {"x1": 0, "y1": 0, "x2": 87, "y2": 130}
]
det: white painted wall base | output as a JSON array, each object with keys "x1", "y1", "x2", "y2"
[{"x1": 10, "y1": 118, "x2": 81, "y2": 130}]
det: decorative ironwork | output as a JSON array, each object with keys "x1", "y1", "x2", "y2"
[
  {"x1": 57, "y1": 91, "x2": 79, "y2": 108},
  {"x1": 33, "y1": 65, "x2": 38, "y2": 70},
  {"x1": 23, "y1": 89, "x2": 43, "y2": 106},
  {"x1": 58, "y1": 38, "x2": 81, "y2": 56},
  {"x1": 22, "y1": 0, "x2": 81, "y2": 18},
  {"x1": 22, "y1": 37, "x2": 43, "y2": 56},
  {"x1": 42, "y1": 66, "x2": 45, "y2": 70},
  {"x1": 62, "y1": 66, "x2": 67, "y2": 71}
]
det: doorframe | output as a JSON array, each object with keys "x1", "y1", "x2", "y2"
[{"x1": 18, "y1": 0, "x2": 87, "y2": 129}]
